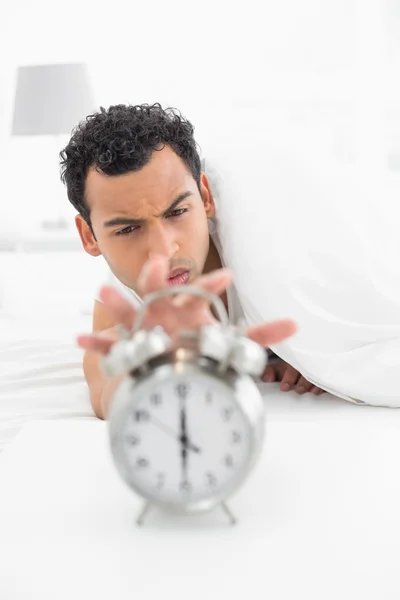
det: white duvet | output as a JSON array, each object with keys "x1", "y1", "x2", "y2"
[{"x1": 206, "y1": 116, "x2": 400, "y2": 407}]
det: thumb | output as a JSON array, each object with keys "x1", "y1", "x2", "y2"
[{"x1": 247, "y1": 319, "x2": 297, "y2": 347}]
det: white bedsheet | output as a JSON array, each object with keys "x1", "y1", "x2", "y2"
[
  {"x1": 0, "y1": 314, "x2": 96, "y2": 452},
  {"x1": 0, "y1": 250, "x2": 111, "y2": 451},
  {"x1": 2, "y1": 309, "x2": 399, "y2": 453}
]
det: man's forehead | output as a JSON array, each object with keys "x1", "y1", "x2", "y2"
[{"x1": 85, "y1": 148, "x2": 195, "y2": 212}]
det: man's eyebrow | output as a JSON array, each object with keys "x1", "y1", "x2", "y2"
[
  {"x1": 102, "y1": 191, "x2": 194, "y2": 229},
  {"x1": 160, "y1": 191, "x2": 193, "y2": 217},
  {"x1": 103, "y1": 215, "x2": 144, "y2": 229}
]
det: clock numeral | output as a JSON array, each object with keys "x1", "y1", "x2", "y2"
[
  {"x1": 224, "y1": 454, "x2": 234, "y2": 468},
  {"x1": 176, "y1": 383, "x2": 189, "y2": 399},
  {"x1": 222, "y1": 407, "x2": 234, "y2": 422},
  {"x1": 231, "y1": 430, "x2": 242, "y2": 444},
  {"x1": 206, "y1": 472, "x2": 217, "y2": 487},
  {"x1": 126, "y1": 434, "x2": 140, "y2": 446},
  {"x1": 134, "y1": 410, "x2": 150, "y2": 423},
  {"x1": 156, "y1": 472, "x2": 165, "y2": 491},
  {"x1": 136, "y1": 457, "x2": 149, "y2": 469},
  {"x1": 150, "y1": 393, "x2": 162, "y2": 406},
  {"x1": 180, "y1": 480, "x2": 192, "y2": 492}
]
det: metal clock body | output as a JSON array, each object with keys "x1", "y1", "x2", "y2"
[{"x1": 102, "y1": 285, "x2": 267, "y2": 524}]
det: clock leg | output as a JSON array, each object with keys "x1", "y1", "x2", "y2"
[
  {"x1": 220, "y1": 502, "x2": 238, "y2": 526},
  {"x1": 136, "y1": 501, "x2": 152, "y2": 526}
]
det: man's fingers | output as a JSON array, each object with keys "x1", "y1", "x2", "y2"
[
  {"x1": 197, "y1": 268, "x2": 232, "y2": 294},
  {"x1": 76, "y1": 333, "x2": 115, "y2": 355},
  {"x1": 246, "y1": 320, "x2": 297, "y2": 347},
  {"x1": 311, "y1": 386, "x2": 325, "y2": 395},
  {"x1": 138, "y1": 257, "x2": 169, "y2": 296},
  {"x1": 99, "y1": 286, "x2": 138, "y2": 330},
  {"x1": 262, "y1": 365, "x2": 276, "y2": 382},
  {"x1": 295, "y1": 375, "x2": 314, "y2": 395},
  {"x1": 247, "y1": 320, "x2": 298, "y2": 391},
  {"x1": 172, "y1": 269, "x2": 232, "y2": 308},
  {"x1": 280, "y1": 364, "x2": 301, "y2": 392}
]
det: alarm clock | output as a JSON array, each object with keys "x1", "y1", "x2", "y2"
[{"x1": 101, "y1": 285, "x2": 267, "y2": 525}]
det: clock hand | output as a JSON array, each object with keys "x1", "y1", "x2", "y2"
[
  {"x1": 148, "y1": 415, "x2": 201, "y2": 453},
  {"x1": 185, "y1": 440, "x2": 201, "y2": 453},
  {"x1": 181, "y1": 444, "x2": 188, "y2": 482},
  {"x1": 149, "y1": 415, "x2": 178, "y2": 439},
  {"x1": 180, "y1": 400, "x2": 188, "y2": 482}
]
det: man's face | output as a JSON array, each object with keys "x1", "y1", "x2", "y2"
[{"x1": 77, "y1": 146, "x2": 215, "y2": 293}]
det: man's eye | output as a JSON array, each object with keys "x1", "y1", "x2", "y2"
[
  {"x1": 115, "y1": 225, "x2": 139, "y2": 236},
  {"x1": 167, "y1": 208, "x2": 187, "y2": 218}
]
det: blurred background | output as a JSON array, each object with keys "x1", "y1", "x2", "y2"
[{"x1": 0, "y1": 0, "x2": 399, "y2": 319}]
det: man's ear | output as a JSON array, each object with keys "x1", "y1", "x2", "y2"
[
  {"x1": 75, "y1": 215, "x2": 102, "y2": 257},
  {"x1": 199, "y1": 173, "x2": 216, "y2": 219}
]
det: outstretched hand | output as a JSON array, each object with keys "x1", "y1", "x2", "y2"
[{"x1": 77, "y1": 257, "x2": 298, "y2": 358}]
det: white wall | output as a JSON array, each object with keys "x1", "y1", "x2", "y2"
[{"x1": 0, "y1": 0, "x2": 399, "y2": 238}]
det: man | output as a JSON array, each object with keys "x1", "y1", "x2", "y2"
[{"x1": 60, "y1": 104, "x2": 324, "y2": 419}]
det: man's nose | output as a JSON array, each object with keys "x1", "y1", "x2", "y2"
[{"x1": 147, "y1": 224, "x2": 179, "y2": 261}]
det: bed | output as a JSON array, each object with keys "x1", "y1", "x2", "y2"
[{"x1": 0, "y1": 248, "x2": 107, "y2": 451}]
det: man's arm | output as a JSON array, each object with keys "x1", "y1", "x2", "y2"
[
  {"x1": 78, "y1": 259, "x2": 299, "y2": 417},
  {"x1": 83, "y1": 300, "x2": 124, "y2": 419}
]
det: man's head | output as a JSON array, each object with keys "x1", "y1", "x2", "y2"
[{"x1": 60, "y1": 103, "x2": 215, "y2": 292}]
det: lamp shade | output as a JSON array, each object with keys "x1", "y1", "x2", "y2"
[{"x1": 11, "y1": 63, "x2": 96, "y2": 136}]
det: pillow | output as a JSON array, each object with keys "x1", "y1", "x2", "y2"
[
  {"x1": 205, "y1": 117, "x2": 400, "y2": 407},
  {"x1": 0, "y1": 249, "x2": 108, "y2": 318}
]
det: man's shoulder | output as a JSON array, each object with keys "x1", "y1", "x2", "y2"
[{"x1": 94, "y1": 266, "x2": 142, "y2": 306}]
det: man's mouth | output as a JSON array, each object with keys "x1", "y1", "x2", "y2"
[{"x1": 168, "y1": 269, "x2": 190, "y2": 286}]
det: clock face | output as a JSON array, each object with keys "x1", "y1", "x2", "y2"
[{"x1": 113, "y1": 370, "x2": 253, "y2": 506}]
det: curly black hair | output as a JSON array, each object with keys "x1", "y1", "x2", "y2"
[{"x1": 59, "y1": 103, "x2": 202, "y2": 229}]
